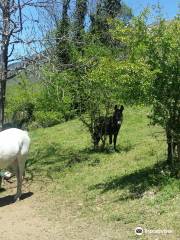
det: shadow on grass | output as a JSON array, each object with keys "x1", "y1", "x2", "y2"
[
  {"x1": 117, "y1": 143, "x2": 134, "y2": 153},
  {"x1": 27, "y1": 139, "x2": 133, "y2": 179},
  {"x1": 89, "y1": 161, "x2": 174, "y2": 200},
  {"x1": 27, "y1": 143, "x2": 102, "y2": 178},
  {"x1": 80, "y1": 141, "x2": 134, "y2": 155},
  {"x1": 0, "y1": 192, "x2": 33, "y2": 207}
]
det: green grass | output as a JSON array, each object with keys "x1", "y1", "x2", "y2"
[{"x1": 27, "y1": 106, "x2": 180, "y2": 239}]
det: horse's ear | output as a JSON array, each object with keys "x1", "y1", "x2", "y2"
[
  {"x1": 114, "y1": 105, "x2": 118, "y2": 110},
  {"x1": 120, "y1": 105, "x2": 124, "y2": 111}
]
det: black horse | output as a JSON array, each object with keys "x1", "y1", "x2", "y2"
[{"x1": 93, "y1": 105, "x2": 124, "y2": 150}]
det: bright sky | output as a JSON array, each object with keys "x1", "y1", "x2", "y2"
[{"x1": 124, "y1": 0, "x2": 179, "y2": 19}]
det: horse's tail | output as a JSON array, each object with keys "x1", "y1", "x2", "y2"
[{"x1": 20, "y1": 131, "x2": 31, "y2": 156}]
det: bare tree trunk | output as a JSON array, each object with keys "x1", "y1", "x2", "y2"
[
  {"x1": 0, "y1": 79, "x2": 6, "y2": 129},
  {"x1": 177, "y1": 143, "x2": 180, "y2": 162},
  {"x1": 0, "y1": 38, "x2": 8, "y2": 128},
  {"x1": 0, "y1": 0, "x2": 10, "y2": 129}
]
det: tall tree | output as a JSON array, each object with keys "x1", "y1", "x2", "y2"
[
  {"x1": 103, "y1": 0, "x2": 122, "y2": 18},
  {"x1": 56, "y1": 0, "x2": 71, "y2": 65},
  {"x1": 74, "y1": 0, "x2": 87, "y2": 42},
  {"x1": 90, "y1": 0, "x2": 122, "y2": 43}
]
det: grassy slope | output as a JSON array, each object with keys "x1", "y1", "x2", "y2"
[{"x1": 28, "y1": 106, "x2": 180, "y2": 239}]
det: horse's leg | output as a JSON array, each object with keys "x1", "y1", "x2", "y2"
[
  {"x1": 94, "y1": 140, "x2": 99, "y2": 149},
  {"x1": 94, "y1": 135, "x2": 100, "y2": 150},
  {"x1": 0, "y1": 177, "x2": 1, "y2": 187},
  {"x1": 14, "y1": 155, "x2": 26, "y2": 201},
  {"x1": 177, "y1": 143, "x2": 180, "y2": 162},
  {"x1": 109, "y1": 134, "x2": 112, "y2": 145},
  {"x1": 13, "y1": 159, "x2": 21, "y2": 201},
  {"x1": 101, "y1": 134, "x2": 107, "y2": 150},
  {"x1": 113, "y1": 134, "x2": 118, "y2": 150}
]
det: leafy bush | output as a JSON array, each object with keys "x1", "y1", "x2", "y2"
[
  {"x1": 5, "y1": 73, "x2": 40, "y2": 124},
  {"x1": 6, "y1": 69, "x2": 75, "y2": 128},
  {"x1": 34, "y1": 111, "x2": 63, "y2": 128}
]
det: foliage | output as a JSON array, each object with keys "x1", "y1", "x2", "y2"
[
  {"x1": 90, "y1": 0, "x2": 122, "y2": 44},
  {"x1": 101, "y1": 0, "x2": 122, "y2": 18},
  {"x1": 35, "y1": 66, "x2": 78, "y2": 125},
  {"x1": 110, "y1": 10, "x2": 180, "y2": 166},
  {"x1": 147, "y1": 19, "x2": 180, "y2": 124},
  {"x1": 6, "y1": 73, "x2": 40, "y2": 122},
  {"x1": 87, "y1": 57, "x2": 155, "y2": 104},
  {"x1": 73, "y1": 0, "x2": 87, "y2": 44},
  {"x1": 6, "y1": 69, "x2": 74, "y2": 128},
  {"x1": 34, "y1": 111, "x2": 63, "y2": 128},
  {"x1": 56, "y1": 0, "x2": 71, "y2": 65}
]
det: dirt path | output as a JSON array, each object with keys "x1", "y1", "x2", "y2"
[{"x1": 0, "y1": 182, "x2": 128, "y2": 240}]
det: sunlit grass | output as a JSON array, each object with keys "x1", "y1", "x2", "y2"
[{"x1": 27, "y1": 106, "x2": 180, "y2": 239}]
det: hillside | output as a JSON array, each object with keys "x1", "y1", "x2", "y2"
[
  {"x1": 29, "y1": 108, "x2": 180, "y2": 239},
  {"x1": 21, "y1": 106, "x2": 179, "y2": 239}
]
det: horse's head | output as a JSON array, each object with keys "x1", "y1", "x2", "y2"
[{"x1": 113, "y1": 105, "x2": 124, "y2": 125}]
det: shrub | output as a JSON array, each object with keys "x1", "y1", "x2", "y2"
[{"x1": 34, "y1": 111, "x2": 63, "y2": 127}]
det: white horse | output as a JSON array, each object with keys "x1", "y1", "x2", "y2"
[{"x1": 0, "y1": 128, "x2": 30, "y2": 201}]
